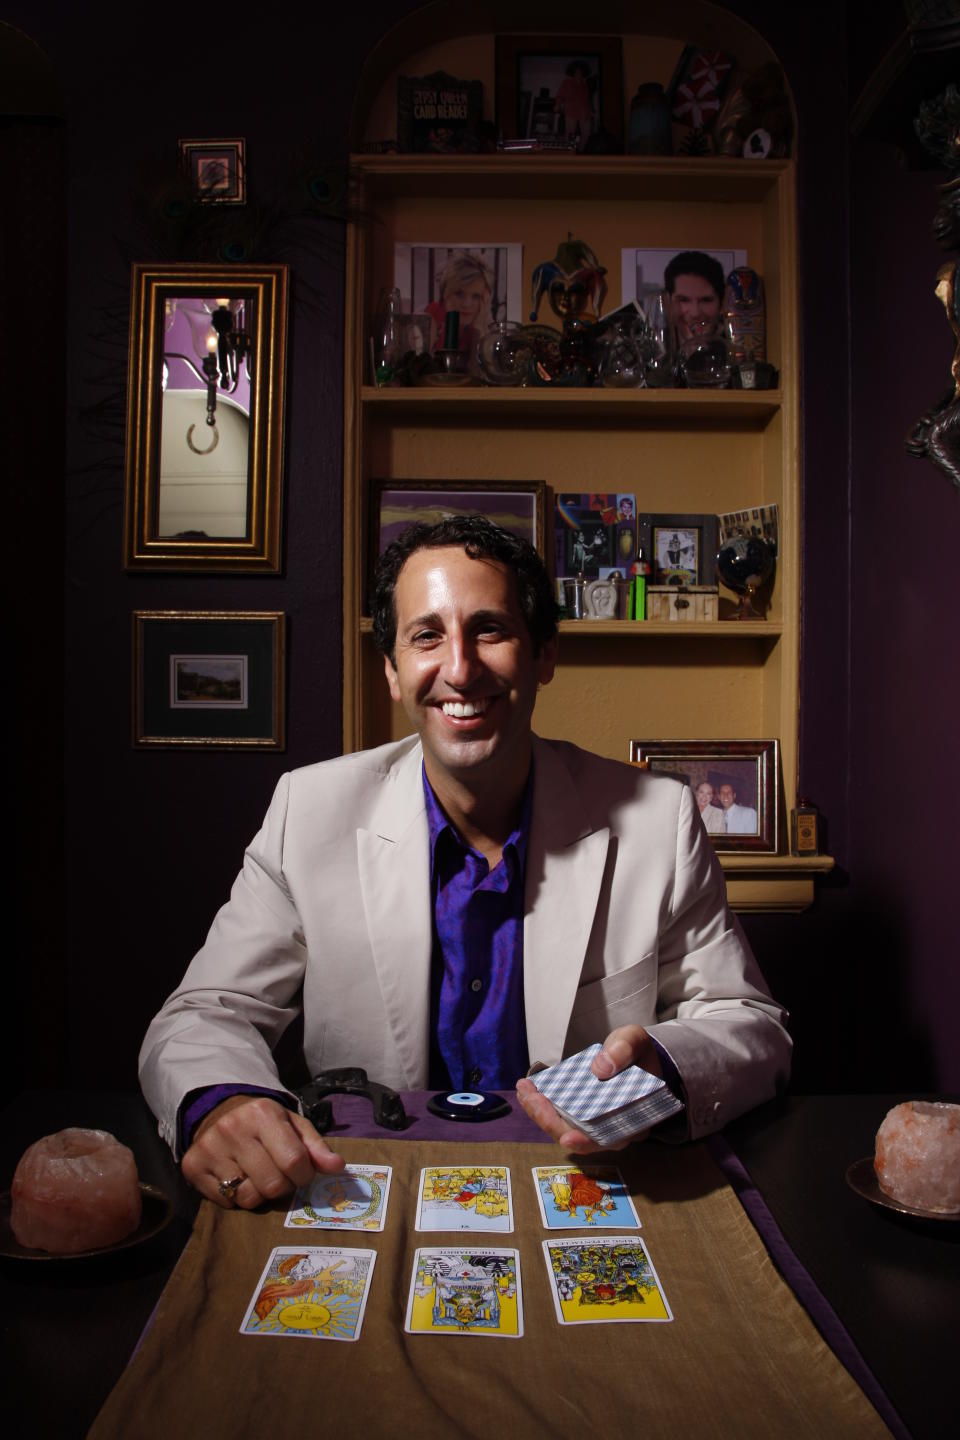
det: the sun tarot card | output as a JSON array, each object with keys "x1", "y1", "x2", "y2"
[{"x1": 239, "y1": 1245, "x2": 376, "y2": 1341}]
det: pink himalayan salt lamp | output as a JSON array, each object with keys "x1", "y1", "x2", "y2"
[
  {"x1": 874, "y1": 1101, "x2": 960, "y2": 1214},
  {"x1": 11, "y1": 1128, "x2": 142, "y2": 1253}
]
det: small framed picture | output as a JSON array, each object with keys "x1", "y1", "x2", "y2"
[
  {"x1": 495, "y1": 34, "x2": 624, "y2": 145},
  {"x1": 178, "y1": 138, "x2": 246, "y2": 204},
  {"x1": 652, "y1": 525, "x2": 698, "y2": 585},
  {"x1": 555, "y1": 494, "x2": 637, "y2": 579},
  {"x1": 134, "y1": 611, "x2": 284, "y2": 749},
  {"x1": 370, "y1": 481, "x2": 546, "y2": 603},
  {"x1": 628, "y1": 740, "x2": 779, "y2": 853},
  {"x1": 393, "y1": 243, "x2": 523, "y2": 354},
  {"x1": 638, "y1": 513, "x2": 719, "y2": 587}
]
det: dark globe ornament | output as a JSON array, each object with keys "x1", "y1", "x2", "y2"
[{"x1": 716, "y1": 537, "x2": 776, "y2": 620}]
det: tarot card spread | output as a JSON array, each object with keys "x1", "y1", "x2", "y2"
[
  {"x1": 530, "y1": 1043, "x2": 684, "y2": 1144},
  {"x1": 406, "y1": 1247, "x2": 523, "y2": 1336},
  {"x1": 543, "y1": 1236, "x2": 672, "y2": 1324},
  {"x1": 285, "y1": 1163, "x2": 392, "y2": 1232},
  {"x1": 416, "y1": 1164, "x2": 514, "y2": 1232},
  {"x1": 240, "y1": 1246, "x2": 376, "y2": 1341},
  {"x1": 532, "y1": 1164, "x2": 642, "y2": 1229}
]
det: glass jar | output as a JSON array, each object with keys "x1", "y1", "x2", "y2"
[{"x1": 476, "y1": 321, "x2": 532, "y2": 386}]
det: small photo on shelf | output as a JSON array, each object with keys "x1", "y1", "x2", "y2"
[
  {"x1": 621, "y1": 246, "x2": 747, "y2": 328},
  {"x1": 637, "y1": 512, "x2": 719, "y2": 587},
  {"x1": 629, "y1": 739, "x2": 779, "y2": 853},
  {"x1": 495, "y1": 34, "x2": 624, "y2": 147},
  {"x1": 393, "y1": 244, "x2": 523, "y2": 355},
  {"x1": 555, "y1": 493, "x2": 637, "y2": 578}
]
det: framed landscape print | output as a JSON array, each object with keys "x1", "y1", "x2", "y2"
[
  {"x1": 369, "y1": 480, "x2": 547, "y2": 610},
  {"x1": 133, "y1": 610, "x2": 285, "y2": 749}
]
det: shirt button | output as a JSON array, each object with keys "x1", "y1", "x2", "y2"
[
  {"x1": 470, "y1": 978, "x2": 483, "y2": 993},
  {"x1": 468, "y1": 1067, "x2": 482, "y2": 1086}
]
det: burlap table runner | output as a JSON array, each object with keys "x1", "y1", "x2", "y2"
[{"x1": 90, "y1": 1137, "x2": 891, "y2": 1439}]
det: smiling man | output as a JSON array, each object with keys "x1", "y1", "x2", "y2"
[{"x1": 140, "y1": 517, "x2": 790, "y2": 1209}]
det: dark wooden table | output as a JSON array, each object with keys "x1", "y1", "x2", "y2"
[
  {"x1": 723, "y1": 1093, "x2": 959, "y2": 1440},
  {"x1": 2, "y1": 1090, "x2": 956, "y2": 1439}
]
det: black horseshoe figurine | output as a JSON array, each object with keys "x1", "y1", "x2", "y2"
[{"x1": 297, "y1": 1068, "x2": 409, "y2": 1133}]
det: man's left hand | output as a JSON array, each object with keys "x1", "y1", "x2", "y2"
[{"x1": 515, "y1": 1025, "x2": 662, "y2": 1153}]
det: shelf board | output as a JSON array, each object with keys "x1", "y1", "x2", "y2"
[
  {"x1": 351, "y1": 153, "x2": 792, "y2": 203},
  {"x1": 360, "y1": 385, "x2": 781, "y2": 425},
  {"x1": 359, "y1": 618, "x2": 781, "y2": 639},
  {"x1": 720, "y1": 853, "x2": 835, "y2": 914},
  {"x1": 558, "y1": 620, "x2": 781, "y2": 639}
]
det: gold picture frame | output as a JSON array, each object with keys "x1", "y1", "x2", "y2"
[
  {"x1": 133, "y1": 610, "x2": 285, "y2": 749},
  {"x1": 123, "y1": 263, "x2": 288, "y2": 571}
]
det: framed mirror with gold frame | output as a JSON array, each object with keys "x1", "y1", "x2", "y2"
[{"x1": 124, "y1": 262, "x2": 288, "y2": 571}]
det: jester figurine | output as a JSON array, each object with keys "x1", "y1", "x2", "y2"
[
  {"x1": 530, "y1": 233, "x2": 608, "y2": 324},
  {"x1": 529, "y1": 234, "x2": 608, "y2": 382}
]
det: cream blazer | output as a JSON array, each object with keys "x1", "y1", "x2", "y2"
[{"x1": 140, "y1": 736, "x2": 790, "y2": 1155}]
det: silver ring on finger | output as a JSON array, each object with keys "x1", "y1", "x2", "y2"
[{"x1": 217, "y1": 1173, "x2": 246, "y2": 1200}]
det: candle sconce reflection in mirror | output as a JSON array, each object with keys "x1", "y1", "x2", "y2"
[{"x1": 124, "y1": 263, "x2": 288, "y2": 570}]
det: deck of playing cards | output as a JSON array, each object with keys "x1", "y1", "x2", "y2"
[{"x1": 529, "y1": 1043, "x2": 684, "y2": 1144}]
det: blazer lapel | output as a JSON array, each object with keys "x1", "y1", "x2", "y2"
[
  {"x1": 356, "y1": 743, "x2": 433, "y2": 1087},
  {"x1": 523, "y1": 738, "x2": 611, "y2": 1066}
]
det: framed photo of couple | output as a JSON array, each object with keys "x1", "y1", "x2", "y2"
[{"x1": 629, "y1": 740, "x2": 779, "y2": 853}]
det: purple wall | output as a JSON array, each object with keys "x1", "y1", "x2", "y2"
[
  {"x1": 848, "y1": 138, "x2": 958, "y2": 1087},
  {"x1": 8, "y1": 2, "x2": 959, "y2": 1099}
]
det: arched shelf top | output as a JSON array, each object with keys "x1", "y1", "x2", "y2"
[{"x1": 349, "y1": 0, "x2": 795, "y2": 152}]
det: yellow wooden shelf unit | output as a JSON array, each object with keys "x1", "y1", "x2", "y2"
[{"x1": 342, "y1": 6, "x2": 824, "y2": 909}]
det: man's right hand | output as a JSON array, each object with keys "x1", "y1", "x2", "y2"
[{"x1": 181, "y1": 1094, "x2": 344, "y2": 1208}]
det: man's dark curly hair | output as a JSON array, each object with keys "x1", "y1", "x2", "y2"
[
  {"x1": 372, "y1": 515, "x2": 559, "y2": 664},
  {"x1": 663, "y1": 249, "x2": 726, "y2": 303}
]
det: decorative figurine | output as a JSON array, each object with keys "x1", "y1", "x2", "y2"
[
  {"x1": 667, "y1": 47, "x2": 734, "y2": 156},
  {"x1": 530, "y1": 234, "x2": 608, "y2": 324},
  {"x1": 724, "y1": 268, "x2": 766, "y2": 364},
  {"x1": 906, "y1": 85, "x2": 960, "y2": 491},
  {"x1": 714, "y1": 63, "x2": 793, "y2": 160}
]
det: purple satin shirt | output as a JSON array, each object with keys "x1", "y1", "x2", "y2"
[{"x1": 424, "y1": 765, "x2": 532, "y2": 1092}]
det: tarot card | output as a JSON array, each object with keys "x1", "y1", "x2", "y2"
[
  {"x1": 542, "y1": 1235, "x2": 672, "y2": 1324},
  {"x1": 532, "y1": 1163, "x2": 641, "y2": 1230},
  {"x1": 416, "y1": 1164, "x2": 514, "y2": 1233},
  {"x1": 405, "y1": 1247, "x2": 523, "y2": 1337},
  {"x1": 284, "y1": 1163, "x2": 393, "y2": 1233},
  {"x1": 529, "y1": 1042, "x2": 684, "y2": 1144},
  {"x1": 239, "y1": 1245, "x2": 376, "y2": 1341}
]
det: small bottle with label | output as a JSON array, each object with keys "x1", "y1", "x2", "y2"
[{"x1": 791, "y1": 797, "x2": 820, "y2": 856}]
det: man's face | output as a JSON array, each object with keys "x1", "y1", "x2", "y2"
[
  {"x1": 719, "y1": 784, "x2": 735, "y2": 809},
  {"x1": 383, "y1": 546, "x2": 556, "y2": 790},
  {"x1": 696, "y1": 783, "x2": 714, "y2": 811},
  {"x1": 670, "y1": 273, "x2": 721, "y2": 335}
]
